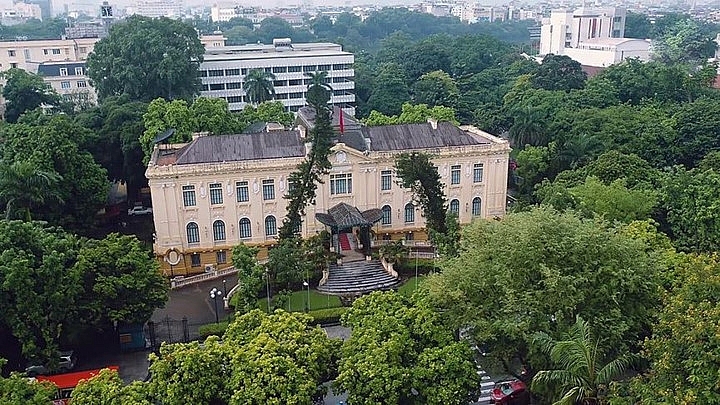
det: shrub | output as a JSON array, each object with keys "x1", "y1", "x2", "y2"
[
  {"x1": 198, "y1": 321, "x2": 229, "y2": 338},
  {"x1": 307, "y1": 307, "x2": 348, "y2": 325}
]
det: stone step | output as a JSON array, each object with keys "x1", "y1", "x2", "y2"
[{"x1": 318, "y1": 259, "x2": 400, "y2": 295}]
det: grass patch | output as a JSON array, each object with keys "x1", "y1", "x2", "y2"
[{"x1": 398, "y1": 276, "x2": 427, "y2": 297}]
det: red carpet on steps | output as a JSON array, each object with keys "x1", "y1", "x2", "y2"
[{"x1": 338, "y1": 233, "x2": 351, "y2": 251}]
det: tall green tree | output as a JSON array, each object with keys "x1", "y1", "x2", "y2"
[
  {"x1": 1, "y1": 68, "x2": 61, "y2": 123},
  {"x1": 231, "y1": 243, "x2": 265, "y2": 313},
  {"x1": 412, "y1": 70, "x2": 459, "y2": 108},
  {"x1": 86, "y1": 16, "x2": 205, "y2": 102},
  {"x1": 531, "y1": 54, "x2": 587, "y2": 92},
  {"x1": 278, "y1": 71, "x2": 334, "y2": 239},
  {"x1": 73, "y1": 233, "x2": 168, "y2": 328},
  {"x1": 366, "y1": 62, "x2": 411, "y2": 116},
  {"x1": 532, "y1": 316, "x2": 636, "y2": 404},
  {"x1": 1, "y1": 117, "x2": 109, "y2": 232},
  {"x1": 336, "y1": 291, "x2": 479, "y2": 405},
  {"x1": 425, "y1": 207, "x2": 662, "y2": 381},
  {"x1": 243, "y1": 69, "x2": 276, "y2": 104},
  {"x1": 0, "y1": 221, "x2": 83, "y2": 367},
  {"x1": 395, "y1": 152, "x2": 448, "y2": 236},
  {"x1": 72, "y1": 368, "x2": 153, "y2": 405},
  {"x1": 621, "y1": 254, "x2": 720, "y2": 404},
  {"x1": 225, "y1": 310, "x2": 340, "y2": 404},
  {"x1": 0, "y1": 160, "x2": 62, "y2": 221}
]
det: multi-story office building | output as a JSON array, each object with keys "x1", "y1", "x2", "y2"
[
  {"x1": 24, "y1": 0, "x2": 51, "y2": 20},
  {"x1": 0, "y1": 37, "x2": 100, "y2": 110},
  {"x1": 539, "y1": 7, "x2": 650, "y2": 67},
  {"x1": 133, "y1": 0, "x2": 183, "y2": 18},
  {"x1": 146, "y1": 109, "x2": 510, "y2": 276},
  {"x1": 200, "y1": 38, "x2": 355, "y2": 114}
]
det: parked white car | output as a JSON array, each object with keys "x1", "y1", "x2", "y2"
[
  {"x1": 128, "y1": 206, "x2": 153, "y2": 216},
  {"x1": 25, "y1": 350, "x2": 77, "y2": 376}
]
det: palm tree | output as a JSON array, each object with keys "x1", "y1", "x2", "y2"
[
  {"x1": 379, "y1": 240, "x2": 409, "y2": 266},
  {"x1": 0, "y1": 160, "x2": 63, "y2": 221},
  {"x1": 305, "y1": 70, "x2": 332, "y2": 108},
  {"x1": 243, "y1": 69, "x2": 275, "y2": 104},
  {"x1": 531, "y1": 316, "x2": 636, "y2": 405}
]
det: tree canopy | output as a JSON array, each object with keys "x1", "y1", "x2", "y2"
[
  {"x1": 425, "y1": 207, "x2": 663, "y2": 380},
  {"x1": 86, "y1": 16, "x2": 205, "y2": 102},
  {"x1": 336, "y1": 291, "x2": 479, "y2": 404},
  {"x1": 1, "y1": 68, "x2": 61, "y2": 123}
]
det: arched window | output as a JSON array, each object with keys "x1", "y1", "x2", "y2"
[
  {"x1": 213, "y1": 220, "x2": 226, "y2": 241},
  {"x1": 449, "y1": 199, "x2": 460, "y2": 215},
  {"x1": 265, "y1": 215, "x2": 277, "y2": 236},
  {"x1": 239, "y1": 218, "x2": 252, "y2": 239},
  {"x1": 186, "y1": 222, "x2": 200, "y2": 244},
  {"x1": 381, "y1": 205, "x2": 392, "y2": 225},
  {"x1": 472, "y1": 197, "x2": 482, "y2": 217},
  {"x1": 404, "y1": 203, "x2": 415, "y2": 223}
]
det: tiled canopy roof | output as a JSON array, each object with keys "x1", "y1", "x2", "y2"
[
  {"x1": 315, "y1": 203, "x2": 383, "y2": 229},
  {"x1": 174, "y1": 132, "x2": 306, "y2": 165}
]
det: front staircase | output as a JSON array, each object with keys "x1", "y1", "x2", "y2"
[{"x1": 317, "y1": 259, "x2": 400, "y2": 296}]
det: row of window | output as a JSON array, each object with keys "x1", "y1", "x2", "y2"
[
  {"x1": 60, "y1": 80, "x2": 87, "y2": 89},
  {"x1": 8, "y1": 48, "x2": 63, "y2": 58},
  {"x1": 451, "y1": 163, "x2": 485, "y2": 185},
  {"x1": 186, "y1": 216, "x2": 277, "y2": 244},
  {"x1": 199, "y1": 64, "x2": 352, "y2": 78},
  {"x1": 183, "y1": 180, "x2": 276, "y2": 207},
  {"x1": 379, "y1": 198, "x2": 482, "y2": 225},
  {"x1": 58, "y1": 67, "x2": 84, "y2": 76},
  {"x1": 182, "y1": 166, "x2": 483, "y2": 208}
]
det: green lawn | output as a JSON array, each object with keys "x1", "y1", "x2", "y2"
[
  {"x1": 256, "y1": 289, "x2": 342, "y2": 312},
  {"x1": 398, "y1": 276, "x2": 427, "y2": 297}
]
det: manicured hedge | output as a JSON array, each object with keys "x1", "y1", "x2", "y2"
[
  {"x1": 198, "y1": 321, "x2": 229, "y2": 338},
  {"x1": 307, "y1": 307, "x2": 349, "y2": 325}
]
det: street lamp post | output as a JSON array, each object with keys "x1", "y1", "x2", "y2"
[
  {"x1": 303, "y1": 280, "x2": 310, "y2": 312},
  {"x1": 415, "y1": 248, "x2": 419, "y2": 290},
  {"x1": 210, "y1": 287, "x2": 222, "y2": 324},
  {"x1": 265, "y1": 270, "x2": 271, "y2": 314},
  {"x1": 222, "y1": 279, "x2": 227, "y2": 296}
]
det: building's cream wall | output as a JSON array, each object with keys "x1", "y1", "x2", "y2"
[{"x1": 147, "y1": 127, "x2": 510, "y2": 275}]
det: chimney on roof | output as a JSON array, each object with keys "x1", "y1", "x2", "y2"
[
  {"x1": 304, "y1": 141, "x2": 313, "y2": 156},
  {"x1": 298, "y1": 125, "x2": 307, "y2": 139},
  {"x1": 427, "y1": 118, "x2": 438, "y2": 130},
  {"x1": 364, "y1": 137, "x2": 371, "y2": 152}
]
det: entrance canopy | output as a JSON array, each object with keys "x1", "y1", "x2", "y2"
[{"x1": 316, "y1": 202, "x2": 383, "y2": 230}]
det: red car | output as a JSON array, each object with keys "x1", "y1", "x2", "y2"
[{"x1": 491, "y1": 379, "x2": 531, "y2": 405}]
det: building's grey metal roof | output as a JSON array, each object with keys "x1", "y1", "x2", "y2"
[
  {"x1": 36, "y1": 62, "x2": 86, "y2": 77},
  {"x1": 174, "y1": 131, "x2": 305, "y2": 165},
  {"x1": 361, "y1": 122, "x2": 490, "y2": 151}
]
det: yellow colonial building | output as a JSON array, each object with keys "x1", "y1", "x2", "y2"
[{"x1": 146, "y1": 108, "x2": 510, "y2": 276}]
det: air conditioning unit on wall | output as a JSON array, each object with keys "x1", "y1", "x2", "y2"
[{"x1": 204, "y1": 264, "x2": 216, "y2": 273}]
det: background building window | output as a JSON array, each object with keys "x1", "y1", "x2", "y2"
[
  {"x1": 191, "y1": 253, "x2": 201, "y2": 267},
  {"x1": 473, "y1": 163, "x2": 484, "y2": 183},
  {"x1": 404, "y1": 203, "x2": 415, "y2": 223},
  {"x1": 381, "y1": 170, "x2": 392, "y2": 191},
  {"x1": 60, "y1": 81, "x2": 71, "y2": 89},
  {"x1": 330, "y1": 173, "x2": 352, "y2": 195},
  {"x1": 265, "y1": 215, "x2": 277, "y2": 236},
  {"x1": 74, "y1": 67, "x2": 83, "y2": 75},
  {"x1": 76, "y1": 81, "x2": 87, "y2": 88},
  {"x1": 381, "y1": 205, "x2": 392, "y2": 225},
  {"x1": 209, "y1": 183, "x2": 223, "y2": 205},
  {"x1": 216, "y1": 251, "x2": 227, "y2": 264},
  {"x1": 236, "y1": 181, "x2": 249, "y2": 202},
  {"x1": 472, "y1": 197, "x2": 482, "y2": 216},
  {"x1": 451, "y1": 165, "x2": 461, "y2": 185},
  {"x1": 182, "y1": 185, "x2": 196, "y2": 206},
  {"x1": 262, "y1": 179, "x2": 275, "y2": 200},
  {"x1": 239, "y1": 218, "x2": 252, "y2": 238},
  {"x1": 186, "y1": 222, "x2": 200, "y2": 244},
  {"x1": 449, "y1": 199, "x2": 460, "y2": 215},
  {"x1": 213, "y1": 220, "x2": 226, "y2": 241}
]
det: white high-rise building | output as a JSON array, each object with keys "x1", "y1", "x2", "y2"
[
  {"x1": 539, "y1": 7, "x2": 650, "y2": 68},
  {"x1": 200, "y1": 38, "x2": 355, "y2": 115}
]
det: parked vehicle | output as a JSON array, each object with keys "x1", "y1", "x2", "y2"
[
  {"x1": 24, "y1": 351, "x2": 77, "y2": 377},
  {"x1": 491, "y1": 379, "x2": 531, "y2": 405},
  {"x1": 35, "y1": 366, "x2": 119, "y2": 405},
  {"x1": 128, "y1": 206, "x2": 153, "y2": 216}
]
